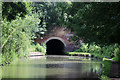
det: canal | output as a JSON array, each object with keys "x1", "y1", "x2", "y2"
[{"x1": 0, "y1": 55, "x2": 103, "y2": 80}]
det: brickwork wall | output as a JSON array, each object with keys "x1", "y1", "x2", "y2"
[{"x1": 34, "y1": 27, "x2": 77, "y2": 52}]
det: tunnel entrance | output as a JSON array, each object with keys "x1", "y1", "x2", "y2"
[{"x1": 46, "y1": 39, "x2": 65, "y2": 55}]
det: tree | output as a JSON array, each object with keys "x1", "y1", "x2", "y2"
[
  {"x1": 31, "y1": 2, "x2": 70, "y2": 35},
  {"x1": 2, "y1": 2, "x2": 28, "y2": 21},
  {"x1": 62, "y1": 2, "x2": 120, "y2": 44},
  {"x1": 1, "y1": 2, "x2": 47, "y2": 64}
]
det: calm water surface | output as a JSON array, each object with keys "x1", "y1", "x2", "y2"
[{"x1": 1, "y1": 55, "x2": 102, "y2": 80}]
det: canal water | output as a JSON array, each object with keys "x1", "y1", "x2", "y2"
[{"x1": 1, "y1": 55, "x2": 103, "y2": 80}]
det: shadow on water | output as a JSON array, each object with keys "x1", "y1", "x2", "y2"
[
  {"x1": 101, "y1": 61, "x2": 120, "y2": 79},
  {"x1": 1, "y1": 55, "x2": 120, "y2": 80}
]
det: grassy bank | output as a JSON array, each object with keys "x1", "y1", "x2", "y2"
[
  {"x1": 68, "y1": 52, "x2": 91, "y2": 57},
  {"x1": 68, "y1": 43, "x2": 120, "y2": 62},
  {"x1": 1, "y1": 8, "x2": 47, "y2": 66},
  {"x1": 0, "y1": 43, "x2": 46, "y2": 66}
]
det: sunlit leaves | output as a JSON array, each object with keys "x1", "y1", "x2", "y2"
[{"x1": 1, "y1": 13, "x2": 42, "y2": 63}]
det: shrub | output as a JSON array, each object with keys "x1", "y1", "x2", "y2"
[
  {"x1": 88, "y1": 43, "x2": 101, "y2": 53},
  {"x1": 75, "y1": 42, "x2": 120, "y2": 60},
  {"x1": 81, "y1": 43, "x2": 89, "y2": 52},
  {"x1": 35, "y1": 43, "x2": 42, "y2": 52},
  {"x1": 88, "y1": 44, "x2": 95, "y2": 53},
  {"x1": 35, "y1": 43, "x2": 46, "y2": 54},
  {"x1": 1, "y1": 14, "x2": 41, "y2": 65},
  {"x1": 114, "y1": 47, "x2": 120, "y2": 61},
  {"x1": 101, "y1": 44, "x2": 119, "y2": 58}
]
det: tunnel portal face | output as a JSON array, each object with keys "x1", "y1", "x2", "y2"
[{"x1": 46, "y1": 39, "x2": 65, "y2": 55}]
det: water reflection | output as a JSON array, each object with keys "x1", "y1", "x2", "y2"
[
  {"x1": 1, "y1": 55, "x2": 103, "y2": 79},
  {"x1": 0, "y1": 66, "x2": 2, "y2": 80},
  {"x1": 101, "y1": 61, "x2": 120, "y2": 79}
]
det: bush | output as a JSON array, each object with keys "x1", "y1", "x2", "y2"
[
  {"x1": 88, "y1": 43, "x2": 101, "y2": 53},
  {"x1": 81, "y1": 43, "x2": 89, "y2": 52},
  {"x1": 75, "y1": 42, "x2": 120, "y2": 61},
  {"x1": 35, "y1": 43, "x2": 42, "y2": 52},
  {"x1": 35, "y1": 43, "x2": 46, "y2": 54},
  {"x1": 101, "y1": 44, "x2": 119, "y2": 58},
  {"x1": 114, "y1": 47, "x2": 120, "y2": 61},
  {"x1": 1, "y1": 14, "x2": 41, "y2": 65}
]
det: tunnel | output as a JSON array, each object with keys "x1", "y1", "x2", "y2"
[{"x1": 46, "y1": 39, "x2": 65, "y2": 55}]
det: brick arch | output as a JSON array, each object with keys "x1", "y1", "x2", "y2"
[{"x1": 44, "y1": 37, "x2": 67, "y2": 47}]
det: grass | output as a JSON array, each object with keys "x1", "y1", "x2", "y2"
[
  {"x1": 68, "y1": 52, "x2": 91, "y2": 56},
  {"x1": 68, "y1": 52, "x2": 115, "y2": 61}
]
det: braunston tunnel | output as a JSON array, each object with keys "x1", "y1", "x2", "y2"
[
  {"x1": 34, "y1": 27, "x2": 79, "y2": 55},
  {"x1": 46, "y1": 39, "x2": 65, "y2": 55}
]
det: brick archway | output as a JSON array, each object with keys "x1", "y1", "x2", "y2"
[{"x1": 44, "y1": 37, "x2": 67, "y2": 47}]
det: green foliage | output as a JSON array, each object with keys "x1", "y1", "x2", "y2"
[
  {"x1": 76, "y1": 43, "x2": 102, "y2": 53},
  {"x1": 1, "y1": 13, "x2": 41, "y2": 65},
  {"x1": 35, "y1": 43, "x2": 41, "y2": 52},
  {"x1": 102, "y1": 61, "x2": 112, "y2": 75},
  {"x1": 101, "y1": 44, "x2": 119, "y2": 57},
  {"x1": 30, "y1": 43, "x2": 46, "y2": 55},
  {"x1": 2, "y1": 2, "x2": 28, "y2": 21},
  {"x1": 75, "y1": 43, "x2": 120, "y2": 61},
  {"x1": 100, "y1": 61, "x2": 112, "y2": 80},
  {"x1": 114, "y1": 47, "x2": 120, "y2": 61},
  {"x1": 31, "y1": 2, "x2": 69, "y2": 34},
  {"x1": 80, "y1": 43, "x2": 88, "y2": 52},
  {"x1": 1, "y1": 2, "x2": 49, "y2": 65},
  {"x1": 36, "y1": 44, "x2": 41, "y2": 51},
  {"x1": 61, "y1": 2, "x2": 120, "y2": 44},
  {"x1": 88, "y1": 43, "x2": 101, "y2": 53},
  {"x1": 35, "y1": 43, "x2": 46, "y2": 53},
  {"x1": 101, "y1": 75, "x2": 110, "y2": 80}
]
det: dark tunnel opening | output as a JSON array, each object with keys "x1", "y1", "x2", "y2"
[{"x1": 46, "y1": 39, "x2": 65, "y2": 55}]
